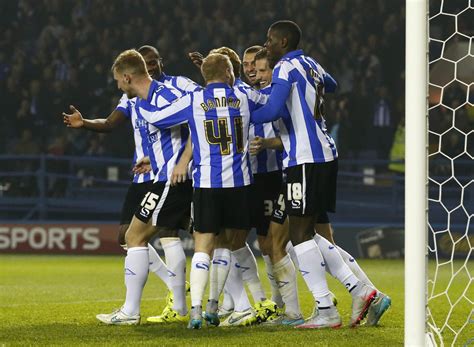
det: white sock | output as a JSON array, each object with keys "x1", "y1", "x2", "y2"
[
  {"x1": 337, "y1": 245, "x2": 376, "y2": 289},
  {"x1": 122, "y1": 246, "x2": 149, "y2": 316},
  {"x1": 208, "y1": 248, "x2": 231, "y2": 302},
  {"x1": 285, "y1": 241, "x2": 299, "y2": 269},
  {"x1": 161, "y1": 238, "x2": 187, "y2": 315},
  {"x1": 262, "y1": 255, "x2": 284, "y2": 308},
  {"x1": 222, "y1": 288, "x2": 235, "y2": 310},
  {"x1": 273, "y1": 254, "x2": 301, "y2": 318},
  {"x1": 313, "y1": 234, "x2": 359, "y2": 293},
  {"x1": 225, "y1": 253, "x2": 251, "y2": 312},
  {"x1": 233, "y1": 244, "x2": 266, "y2": 302},
  {"x1": 190, "y1": 252, "x2": 210, "y2": 307},
  {"x1": 293, "y1": 240, "x2": 332, "y2": 308},
  {"x1": 148, "y1": 244, "x2": 171, "y2": 290}
]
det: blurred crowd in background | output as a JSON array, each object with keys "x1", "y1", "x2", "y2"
[{"x1": 0, "y1": 0, "x2": 471, "y2": 166}]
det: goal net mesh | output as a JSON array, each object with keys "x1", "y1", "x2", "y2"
[{"x1": 427, "y1": 0, "x2": 473, "y2": 346}]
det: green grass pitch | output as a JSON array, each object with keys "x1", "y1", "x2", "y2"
[{"x1": 0, "y1": 256, "x2": 469, "y2": 346}]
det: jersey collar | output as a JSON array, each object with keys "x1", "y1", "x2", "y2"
[
  {"x1": 146, "y1": 80, "x2": 159, "y2": 102},
  {"x1": 157, "y1": 72, "x2": 167, "y2": 83},
  {"x1": 280, "y1": 49, "x2": 304, "y2": 61},
  {"x1": 206, "y1": 82, "x2": 231, "y2": 89}
]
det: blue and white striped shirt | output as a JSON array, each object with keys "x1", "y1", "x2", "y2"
[
  {"x1": 248, "y1": 86, "x2": 282, "y2": 174},
  {"x1": 116, "y1": 94, "x2": 154, "y2": 183},
  {"x1": 139, "y1": 82, "x2": 266, "y2": 188},
  {"x1": 116, "y1": 75, "x2": 200, "y2": 184},
  {"x1": 251, "y1": 50, "x2": 338, "y2": 169}
]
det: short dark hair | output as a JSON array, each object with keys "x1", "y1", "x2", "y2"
[
  {"x1": 254, "y1": 48, "x2": 267, "y2": 61},
  {"x1": 270, "y1": 20, "x2": 302, "y2": 50},
  {"x1": 137, "y1": 45, "x2": 161, "y2": 58},
  {"x1": 244, "y1": 45, "x2": 263, "y2": 56}
]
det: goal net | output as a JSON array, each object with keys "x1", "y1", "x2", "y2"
[{"x1": 427, "y1": 0, "x2": 473, "y2": 346}]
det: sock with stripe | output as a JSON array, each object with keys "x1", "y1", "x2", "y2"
[
  {"x1": 148, "y1": 244, "x2": 171, "y2": 290},
  {"x1": 233, "y1": 243, "x2": 266, "y2": 302},
  {"x1": 272, "y1": 254, "x2": 301, "y2": 318},
  {"x1": 190, "y1": 252, "x2": 210, "y2": 308},
  {"x1": 262, "y1": 254, "x2": 284, "y2": 308},
  {"x1": 161, "y1": 238, "x2": 187, "y2": 315},
  {"x1": 122, "y1": 246, "x2": 149, "y2": 316},
  {"x1": 293, "y1": 240, "x2": 333, "y2": 309},
  {"x1": 313, "y1": 234, "x2": 360, "y2": 294},
  {"x1": 336, "y1": 245, "x2": 377, "y2": 289},
  {"x1": 208, "y1": 248, "x2": 231, "y2": 311},
  {"x1": 225, "y1": 253, "x2": 251, "y2": 312}
]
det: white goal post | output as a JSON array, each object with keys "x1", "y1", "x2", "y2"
[
  {"x1": 406, "y1": 0, "x2": 473, "y2": 346},
  {"x1": 405, "y1": 0, "x2": 429, "y2": 346}
]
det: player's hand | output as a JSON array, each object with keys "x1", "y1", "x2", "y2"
[
  {"x1": 62, "y1": 105, "x2": 84, "y2": 128},
  {"x1": 170, "y1": 161, "x2": 188, "y2": 186},
  {"x1": 250, "y1": 136, "x2": 265, "y2": 155},
  {"x1": 133, "y1": 156, "x2": 152, "y2": 174},
  {"x1": 188, "y1": 52, "x2": 204, "y2": 68}
]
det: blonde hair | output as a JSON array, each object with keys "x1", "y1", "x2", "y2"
[
  {"x1": 209, "y1": 46, "x2": 241, "y2": 77},
  {"x1": 201, "y1": 53, "x2": 232, "y2": 82},
  {"x1": 111, "y1": 49, "x2": 148, "y2": 76}
]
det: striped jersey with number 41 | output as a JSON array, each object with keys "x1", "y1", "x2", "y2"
[{"x1": 139, "y1": 82, "x2": 266, "y2": 188}]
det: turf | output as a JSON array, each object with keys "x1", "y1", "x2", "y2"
[{"x1": 0, "y1": 255, "x2": 467, "y2": 346}]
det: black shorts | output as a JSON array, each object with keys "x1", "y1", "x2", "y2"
[
  {"x1": 250, "y1": 171, "x2": 282, "y2": 236},
  {"x1": 120, "y1": 181, "x2": 154, "y2": 225},
  {"x1": 192, "y1": 186, "x2": 252, "y2": 234},
  {"x1": 284, "y1": 160, "x2": 338, "y2": 217},
  {"x1": 134, "y1": 180, "x2": 192, "y2": 229}
]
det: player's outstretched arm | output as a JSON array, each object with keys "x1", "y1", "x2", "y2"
[
  {"x1": 250, "y1": 83, "x2": 291, "y2": 124},
  {"x1": 171, "y1": 136, "x2": 192, "y2": 186},
  {"x1": 140, "y1": 93, "x2": 192, "y2": 129},
  {"x1": 132, "y1": 156, "x2": 152, "y2": 174},
  {"x1": 250, "y1": 136, "x2": 283, "y2": 155},
  {"x1": 62, "y1": 105, "x2": 127, "y2": 133}
]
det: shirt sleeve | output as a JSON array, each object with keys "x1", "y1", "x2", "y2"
[
  {"x1": 271, "y1": 60, "x2": 293, "y2": 87},
  {"x1": 176, "y1": 76, "x2": 202, "y2": 92},
  {"x1": 245, "y1": 87, "x2": 268, "y2": 112},
  {"x1": 115, "y1": 94, "x2": 131, "y2": 118},
  {"x1": 323, "y1": 71, "x2": 338, "y2": 94},
  {"x1": 139, "y1": 93, "x2": 192, "y2": 128},
  {"x1": 250, "y1": 83, "x2": 291, "y2": 124}
]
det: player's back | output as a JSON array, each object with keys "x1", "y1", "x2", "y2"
[{"x1": 188, "y1": 82, "x2": 256, "y2": 189}]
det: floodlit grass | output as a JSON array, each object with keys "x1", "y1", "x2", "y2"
[{"x1": 0, "y1": 255, "x2": 466, "y2": 346}]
